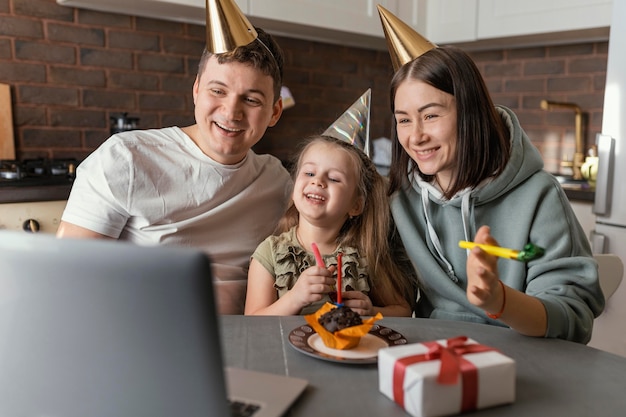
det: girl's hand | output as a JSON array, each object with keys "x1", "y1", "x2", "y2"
[
  {"x1": 341, "y1": 290, "x2": 374, "y2": 316},
  {"x1": 288, "y1": 265, "x2": 336, "y2": 309},
  {"x1": 466, "y1": 225, "x2": 506, "y2": 314}
]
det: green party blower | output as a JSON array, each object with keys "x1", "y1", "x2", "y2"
[{"x1": 459, "y1": 241, "x2": 545, "y2": 262}]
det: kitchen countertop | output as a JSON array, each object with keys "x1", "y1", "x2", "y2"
[
  {"x1": 563, "y1": 187, "x2": 595, "y2": 202},
  {"x1": 0, "y1": 184, "x2": 594, "y2": 204},
  {"x1": 0, "y1": 183, "x2": 72, "y2": 204}
]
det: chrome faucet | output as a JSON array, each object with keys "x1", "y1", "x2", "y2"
[{"x1": 540, "y1": 100, "x2": 585, "y2": 180}]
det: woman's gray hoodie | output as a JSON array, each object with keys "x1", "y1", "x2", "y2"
[{"x1": 391, "y1": 106, "x2": 604, "y2": 343}]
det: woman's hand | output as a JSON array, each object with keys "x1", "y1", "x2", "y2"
[
  {"x1": 466, "y1": 225, "x2": 506, "y2": 315},
  {"x1": 465, "y1": 226, "x2": 547, "y2": 336}
]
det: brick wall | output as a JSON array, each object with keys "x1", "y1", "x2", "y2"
[
  {"x1": 471, "y1": 44, "x2": 607, "y2": 174},
  {"x1": 0, "y1": 0, "x2": 608, "y2": 174}
]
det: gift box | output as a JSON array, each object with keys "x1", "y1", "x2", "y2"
[{"x1": 378, "y1": 336, "x2": 515, "y2": 417}]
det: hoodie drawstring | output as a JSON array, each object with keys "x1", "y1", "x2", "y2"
[
  {"x1": 421, "y1": 187, "x2": 458, "y2": 282},
  {"x1": 461, "y1": 191, "x2": 472, "y2": 246},
  {"x1": 420, "y1": 183, "x2": 475, "y2": 283}
]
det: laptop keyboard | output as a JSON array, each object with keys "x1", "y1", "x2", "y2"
[{"x1": 229, "y1": 399, "x2": 262, "y2": 417}]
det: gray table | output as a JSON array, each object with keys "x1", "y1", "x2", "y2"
[{"x1": 220, "y1": 316, "x2": 626, "y2": 416}]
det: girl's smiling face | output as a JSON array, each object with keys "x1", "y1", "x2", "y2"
[
  {"x1": 394, "y1": 79, "x2": 458, "y2": 190},
  {"x1": 293, "y1": 141, "x2": 363, "y2": 228}
]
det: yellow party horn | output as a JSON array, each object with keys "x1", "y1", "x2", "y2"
[{"x1": 459, "y1": 241, "x2": 545, "y2": 262}]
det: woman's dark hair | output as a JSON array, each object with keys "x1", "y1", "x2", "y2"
[
  {"x1": 197, "y1": 27, "x2": 284, "y2": 102},
  {"x1": 387, "y1": 46, "x2": 510, "y2": 199}
]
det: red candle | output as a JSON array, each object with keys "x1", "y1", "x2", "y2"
[
  {"x1": 311, "y1": 242, "x2": 325, "y2": 267},
  {"x1": 336, "y1": 252, "x2": 343, "y2": 304}
]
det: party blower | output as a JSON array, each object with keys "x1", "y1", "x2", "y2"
[{"x1": 459, "y1": 241, "x2": 545, "y2": 262}]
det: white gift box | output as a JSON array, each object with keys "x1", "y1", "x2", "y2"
[{"x1": 378, "y1": 336, "x2": 515, "y2": 417}]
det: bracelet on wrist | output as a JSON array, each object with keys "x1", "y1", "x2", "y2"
[{"x1": 486, "y1": 280, "x2": 506, "y2": 320}]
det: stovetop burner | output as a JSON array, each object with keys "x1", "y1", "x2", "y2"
[
  {"x1": 0, "y1": 161, "x2": 22, "y2": 180},
  {"x1": 0, "y1": 158, "x2": 77, "y2": 187}
]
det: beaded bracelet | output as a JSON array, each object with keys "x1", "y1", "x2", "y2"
[{"x1": 486, "y1": 280, "x2": 506, "y2": 320}]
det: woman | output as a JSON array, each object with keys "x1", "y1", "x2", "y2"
[{"x1": 387, "y1": 46, "x2": 604, "y2": 343}]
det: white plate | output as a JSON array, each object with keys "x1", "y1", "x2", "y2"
[{"x1": 288, "y1": 323, "x2": 407, "y2": 364}]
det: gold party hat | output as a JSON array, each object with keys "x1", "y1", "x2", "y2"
[
  {"x1": 377, "y1": 4, "x2": 436, "y2": 71},
  {"x1": 206, "y1": 0, "x2": 257, "y2": 54},
  {"x1": 323, "y1": 89, "x2": 371, "y2": 157}
]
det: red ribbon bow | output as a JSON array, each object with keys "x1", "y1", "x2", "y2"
[{"x1": 392, "y1": 336, "x2": 495, "y2": 412}]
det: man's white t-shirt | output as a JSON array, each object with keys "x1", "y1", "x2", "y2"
[{"x1": 62, "y1": 127, "x2": 292, "y2": 314}]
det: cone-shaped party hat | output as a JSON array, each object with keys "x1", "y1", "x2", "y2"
[
  {"x1": 206, "y1": 0, "x2": 257, "y2": 54},
  {"x1": 377, "y1": 4, "x2": 436, "y2": 71},
  {"x1": 323, "y1": 89, "x2": 371, "y2": 157}
]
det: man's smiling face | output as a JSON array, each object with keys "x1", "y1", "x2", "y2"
[{"x1": 191, "y1": 56, "x2": 282, "y2": 165}]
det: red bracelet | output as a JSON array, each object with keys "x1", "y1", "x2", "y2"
[{"x1": 486, "y1": 280, "x2": 506, "y2": 319}]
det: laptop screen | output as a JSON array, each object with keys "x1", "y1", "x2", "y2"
[{"x1": 0, "y1": 231, "x2": 230, "y2": 416}]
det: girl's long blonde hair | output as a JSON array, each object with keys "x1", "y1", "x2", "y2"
[{"x1": 277, "y1": 135, "x2": 416, "y2": 307}]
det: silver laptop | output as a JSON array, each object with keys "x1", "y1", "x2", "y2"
[{"x1": 0, "y1": 231, "x2": 307, "y2": 417}]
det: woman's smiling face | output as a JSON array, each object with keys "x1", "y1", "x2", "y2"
[{"x1": 394, "y1": 79, "x2": 458, "y2": 190}]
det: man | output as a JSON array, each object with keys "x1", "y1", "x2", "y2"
[{"x1": 57, "y1": 3, "x2": 291, "y2": 315}]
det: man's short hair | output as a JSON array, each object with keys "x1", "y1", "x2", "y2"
[{"x1": 197, "y1": 27, "x2": 284, "y2": 102}]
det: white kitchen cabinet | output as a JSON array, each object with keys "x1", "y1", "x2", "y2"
[
  {"x1": 248, "y1": 0, "x2": 400, "y2": 38},
  {"x1": 415, "y1": 0, "x2": 612, "y2": 45},
  {"x1": 477, "y1": 0, "x2": 612, "y2": 39},
  {"x1": 57, "y1": 0, "x2": 414, "y2": 48},
  {"x1": 57, "y1": 0, "x2": 245, "y2": 26},
  {"x1": 57, "y1": 0, "x2": 612, "y2": 49},
  {"x1": 420, "y1": 0, "x2": 478, "y2": 44}
]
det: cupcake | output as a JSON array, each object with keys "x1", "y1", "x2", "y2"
[
  {"x1": 318, "y1": 304, "x2": 363, "y2": 333},
  {"x1": 305, "y1": 302, "x2": 382, "y2": 350}
]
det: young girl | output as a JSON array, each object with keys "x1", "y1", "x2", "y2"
[{"x1": 245, "y1": 135, "x2": 415, "y2": 316}]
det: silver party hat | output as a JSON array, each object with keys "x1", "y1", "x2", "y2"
[{"x1": 323, "y1": 89, "x2": 371, "y2": 157}]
